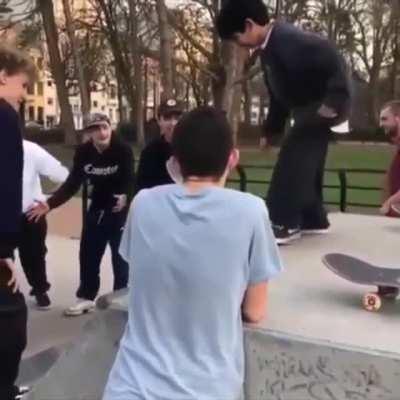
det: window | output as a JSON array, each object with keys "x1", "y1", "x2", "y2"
[
  {"x1": 27, "y1": 84, "x2": 34, "y2": 95},
  {"x1": 47, "y1": 98, "x2": 54, "y2": 106},
  {"x1": 38, "y1": 107, "x2": 44, "y2": 123},
  {"x1": 28, "y1": 106, "x2": 35, "y2": 121},
  {"x1": 47, "y1": 80, "x2": 52, "y2": 87},
  {"x1": 93, "y1": 100, "x2": 98, "y2": 108},
  {"x1": 37, "y1": 82, "x2": 44, "y2": 96},
  {"x1": 37, "y1": 57, "x2": 43, "y2": 69},
  {"x1": 101, "y1": 106, "x2": 106, "y2": 112}
]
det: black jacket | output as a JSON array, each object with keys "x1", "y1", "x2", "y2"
[
  {"x1": 48, "y1": 136, "x2": 135, "y2": 211},
  {"x1": 0, "y1": 99, "x2": 23, "y2": 259},
  {"x1": 260, "y1": 22, "x2": 351, "y2": 137},
  {"x1": 135, "y1": 136, "x2": 173, "y2": 193}
]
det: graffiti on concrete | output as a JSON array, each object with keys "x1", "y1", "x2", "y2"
[{"x1": 252, "y1": 349, "x2": 393, "y2": 399}]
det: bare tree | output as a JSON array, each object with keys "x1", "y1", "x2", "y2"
[
  {"x1": 37, "y1": 0, "x2": 76, "y2": 144},
  {"x1": 61, "y1": 0, "x2": 91, "y2": 120}
]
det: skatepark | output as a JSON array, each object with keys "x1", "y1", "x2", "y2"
[{"x1": 16, "y1": 198, "x2": 400, "y2": 399}]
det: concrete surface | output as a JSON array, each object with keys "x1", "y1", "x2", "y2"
[{"x1": 17, "y1": 211, "x2": 400, "y2": 397}]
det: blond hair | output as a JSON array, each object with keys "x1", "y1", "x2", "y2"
[{"x1": 0, "y1": 45, "x2": 37, "y2": 82}]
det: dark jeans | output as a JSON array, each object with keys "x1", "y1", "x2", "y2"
[
  {"x1": 18, "y1": 215, "x2": 50, "y2": 296},
  {"x1": 267, "y1": 116, "x2": 333, "y2": 229},
  {"x1": 0, "y1": 266, "x2": 27, "y2": 400},
  {"x1": 76, "y1": 209, "x2": 129, "y2": 301}
]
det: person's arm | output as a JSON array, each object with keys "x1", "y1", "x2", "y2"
[
  {"x1": 0, "y1": 103, "x2": 23, "y2": 260},
  {"x1": 262, "y1": 84, "x2": 289, "y2": 140},
  {"x1": 305, "y1": 39, "x2": 350, "y2": 117},
  {"x1": 35, "y1": 144, "x2": 69, "y2": 185},
  {"x1": 242, "y1": 199, "x2": 283, "y2": 323},
  {"x1": 120, "y1": 145, "x2": 135, "y2": 201},
  {"x1": 135, "y1": 146, "x2": 159, "y2": 194},
  {"x1": 46, "y1": 147, "x2": 85, "y2": 210}
]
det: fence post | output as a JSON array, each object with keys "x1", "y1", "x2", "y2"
[
  {"x1": 338, "y1": 170, "x2": 347, "y2": 212},
  {"x1": 236, "y1": 165, "x2": 247, "y2": 192}
]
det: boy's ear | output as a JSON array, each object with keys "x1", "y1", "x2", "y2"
[
  {"x1": 227, "y1": 149, "x2": 240, "y2": 171},
  {"x1": 0, "y1": 70, "x2": 8, "y2": 85}
]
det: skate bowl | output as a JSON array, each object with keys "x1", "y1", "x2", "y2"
[{"x1": 24, "y1": 290, "x2": 400, "y2": 400}]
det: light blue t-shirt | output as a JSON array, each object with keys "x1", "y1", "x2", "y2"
[{"x1": 103, "y1": 184, "x2": 282, "y2": 400}]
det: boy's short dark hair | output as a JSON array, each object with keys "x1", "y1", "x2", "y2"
[
  {"x1": 217, "y1": 0, "x2": 270, "y2": 40},
  {"x1": 0, "y1": 45, "x2": 37, "y2": 82},
  {"x1": 172, "y1": 107, "x2": 234, "y2": 179}
]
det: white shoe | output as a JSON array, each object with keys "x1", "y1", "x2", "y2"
[
  {"x1": 301, "y1": 227, "x2": 331, "y2": 235},
  {"x1": 64, "y1": 300, "x2": 95, "y2": 317}
]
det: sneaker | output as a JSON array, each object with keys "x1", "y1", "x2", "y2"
[
  {"x1": 378, "y1": 286, "x2": 400, "y2": 299},
  {"x1": 35, "y1": 293, "x2": 51, "y2": 310},
  {"x1": 12, "y1": 386, "x2": 30, "y2": 400},
  {"x1": 64, "y1": 299, "x2": 95, "y2": 317},
  {"x1": 273, "y1": 225, "x2": 301, "y2": 245},
  {"x1": 301, "y1": 224, "x2": 331, "y2": 235}
]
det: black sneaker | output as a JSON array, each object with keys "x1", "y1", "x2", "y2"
[
  {"x1": 35, "y1": 293, "x2": 51, "y2": 310},
  {"x1": 301, "y1": 222, "x2": 330, "y2": 235},
  {"x1": 273, "y1": 225, "x2": 301, "y2": 245},
  {"x1": 11, "y1": 385, "x2": 30, "y2": 400}
]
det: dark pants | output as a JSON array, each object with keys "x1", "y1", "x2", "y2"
[
  {"x1": 18, "y1": 215, "x2": 50, "y2": 296},
  {"x1": 76, "y1": 209, "x2": 129, "y2": 301},
  {"x1": 267, "y1": 116, "x2": 332, "y2": 229},
  {"x1": 0, "y1": 266, "x2": 27, "y2": 400}
]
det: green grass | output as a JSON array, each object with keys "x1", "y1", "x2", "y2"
[{"x1": 42, "y1": 142, "x2": 395, "y2": 213}]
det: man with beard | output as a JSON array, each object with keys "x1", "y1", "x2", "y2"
[{"x1": 380, "y1": 101, "x2": 400, "y2": 217}]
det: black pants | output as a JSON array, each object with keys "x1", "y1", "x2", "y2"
[
  {"x1": 267, "y1": 117, "x2": 332, "y2": 229},
  {"x1": 18, "y1": 215, "x2": 50, "y2": 296},
  {"x1": 76, "y1": 209, "x2": 129, "y2": 301},
  {"x1": 0, "y1": 269, "x2": 27, "y2": 400}
]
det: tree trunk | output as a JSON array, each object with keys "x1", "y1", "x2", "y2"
[
  {"x1": 155, "y1": 0, "x2": 174, "y2": 99},
  {"x1": 61, "y1": 0, "x2": 91, "y2": 120},
  {"x1": 128, "y1": 0, "x2": 145, "y2": 148},
  {"x1": 38, "y1": 0, "x2": 75, "y2": 145}
]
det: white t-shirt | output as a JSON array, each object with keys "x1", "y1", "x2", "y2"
[{"x1": 23, "y1": 140, "x2": 69, "y2": 213}]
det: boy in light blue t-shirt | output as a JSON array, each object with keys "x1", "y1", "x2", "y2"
[{"x1": 103, "y1": 107, "x2": 283, "y2": 400}]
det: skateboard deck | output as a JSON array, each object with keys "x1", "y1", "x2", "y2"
[{"x1": 322, "y1": 253, "x2": 400, "y2": 311}]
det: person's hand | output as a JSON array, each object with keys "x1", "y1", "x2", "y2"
[
  {"x1": 259, "y1": 137, "x2": 269, "y2": 150},
  {"x1": 317, "y1": 104, "x2": 338, "y2": 119},
  {"x1": 113, "y1": 194, "x2": 127, "y2": 213},
  {"x1": 27, "y1": 201, "x2": 50, "y2": 222},
  {"x1": 380, "y1": 199, "x2": 392, "y2": 215},
  {"x1": 0, "y1": 258, "x2": 19, "y2": 293}
]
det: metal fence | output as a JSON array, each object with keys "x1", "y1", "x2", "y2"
[{"x1": 228, "y1": 164, "x2": 386, "y2": 212}]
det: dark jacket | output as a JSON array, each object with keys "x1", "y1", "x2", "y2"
[
  {"x1": 0, "y1": 99, "x2": 23, "y2": 259},
  {"x1": 135, "y1": 136, "x2": 173, "y2": 193},
  {"x1": 260, "y1": 22, "x2": 351, "y2": 137},
  {"x1": 48, "y1": 136, "x2": 135, "y2": 211}
]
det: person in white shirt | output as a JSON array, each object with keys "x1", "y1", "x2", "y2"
[{"x1": 21, "y1": 140, "x2": 68, "y2": 309}]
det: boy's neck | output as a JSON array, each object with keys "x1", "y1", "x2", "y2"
[{"x1": 183, "y1": 176, "x2": 226, "y2": 193}]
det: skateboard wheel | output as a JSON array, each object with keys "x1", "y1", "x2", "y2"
[{"x1": 362, "y1": 293, "x2": 382, "y2": 312}]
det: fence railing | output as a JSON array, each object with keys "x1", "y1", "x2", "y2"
[{"x1": 228, "y1": 164, "x2": 386, "y2": 212}]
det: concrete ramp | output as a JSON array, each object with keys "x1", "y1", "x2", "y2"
[
  {"x1": 24, "y1": 292, "x2": 400, "y2": 400},
  {"x1": 25, "y1": 308, "x2": 126, "y2": 400},
  {"x1": 244, "y1": 328, "x2": 400, "y2": 400}
]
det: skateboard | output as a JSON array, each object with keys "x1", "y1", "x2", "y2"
[{"x1": 322, "y1": 253, "x2": 400, "y2": 311}]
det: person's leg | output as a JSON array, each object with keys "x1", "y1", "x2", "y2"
[
  {"x1": 77, "y1": 211, "x2": 108, "y2": 301},
  {"x1": 0, "y1": 272, "x2": 27, "y2": 400},
  {"x1": 18, "y1": 216, "x2": 50, "y2": 307},
  {"x1": 66, "y1": 211, "x2": 107, "y2": 316},
  {"x1": 267, "y1": 119, "x2": 331, "y2": 243},
  {"x1": 107, "y1": 212, "x2": 129, "y2": 292},
  {"x1": 301, "y1": 127, "x2": 331, "y2": 232}
]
